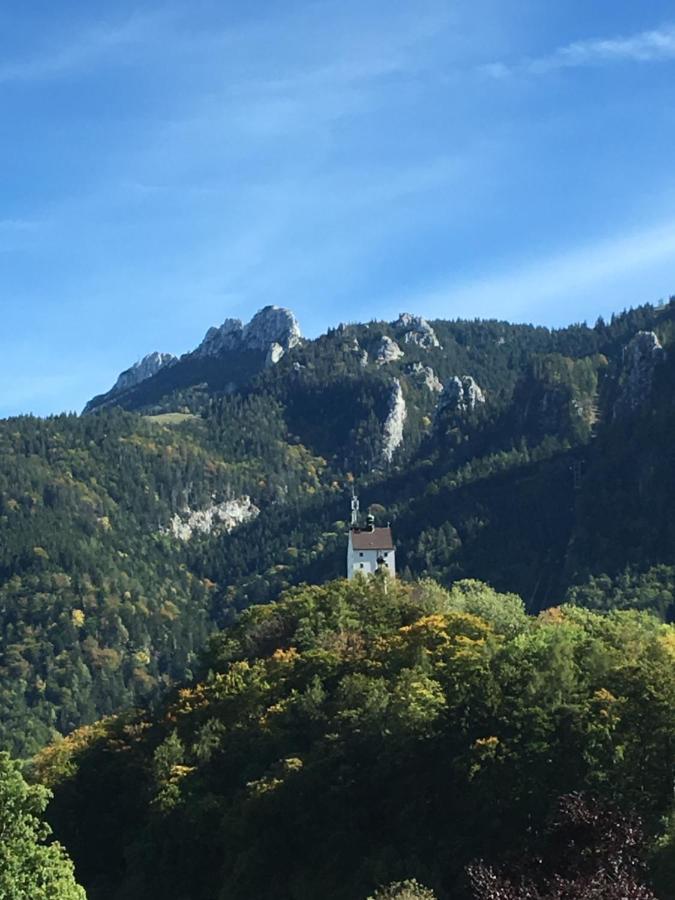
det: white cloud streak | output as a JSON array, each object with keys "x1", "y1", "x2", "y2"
[
  {"x1": 0, "y1": 12, "x2": 169, "y2": 84},
  {"x1": 406, "y1": 220, "x2": 675, "y2": 321},
  {"x1": 484, "y1": 24, "x2": 675, "y2": 78}
]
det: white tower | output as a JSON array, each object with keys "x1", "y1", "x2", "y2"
[{"x1": 350, "y1": 491, "x2": 360, "y2": 528}]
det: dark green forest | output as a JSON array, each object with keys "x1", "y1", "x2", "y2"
[
  {"x1": 2, "y1": 301, "x2": 675, "y2": 757},
  {"x1": 1, "y1": 301, "x2": 675, "y2": 898}
]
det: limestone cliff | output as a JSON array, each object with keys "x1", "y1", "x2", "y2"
[
  {"x1": 382, "y1": 379, "x2": 407, "y2": 463},
  {"x1": 166, "y1": 497, "x2": 260, "y2": 542}
]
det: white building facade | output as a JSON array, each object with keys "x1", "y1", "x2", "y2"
[{"x1": 347, "y1": 525, "x2": 396, "y2": 579}]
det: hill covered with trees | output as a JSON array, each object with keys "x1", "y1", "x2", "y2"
[
  {"x1": 1, "y1": 299, "x2": 675, "y2": 758},
  {"x1": 33, "y1": 576, "x2": 675, "y2": 899}
]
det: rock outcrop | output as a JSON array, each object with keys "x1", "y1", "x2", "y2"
[
  {"x1": 196, "y1": 306, "x2": 301, "y2": 364},
  {"x1": 166, "y1": 497, "x2": 259, "y2": 542},
  {"x1": 265, "y1": 343, "x2": 285, "y2": 367},
  {"x1": 349, "y1": 338, "x2": 369, "y2": 368},
  {"x1": 244, "y1": 306, "x2": 302, "y2": 353},
  {"x1": 83, "y1": 351, "x2": 177, "y2": 412},
  {"x1": 376, "y1": 336, "x2": 404, "y2": 366},
  {"x1": 395, "y1": 313, "x2": 441, "y2": 349},
  {"x1": 382, "y1": 379, "x2": 407, "y2": 463},
  {"x1": 440, "y1": 375, "x2": 485, "y2": 413},
  {"x1": 196, "y1": 318, "x2": 244, "y2": 356},
  {"x1": 112, "y1": 352, "x2": 177, "y2": 393},
  {"x1": 614, "y1": 331, "x2": 665, "y2": 417},
  {"x1": 408, "y1": 362, "x2": 443, "y2": 393}
]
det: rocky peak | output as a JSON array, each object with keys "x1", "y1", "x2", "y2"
[
  {"x1": 243, "y1": 305, "x2": 301, "y2": 353},
  {"x1": 395, "y1": 312, "x2": 441, "y2": 349},
  {"x1": 83, "y1": 351, "x2": 177, "y2": 413},
  {"x1": 440, "y1": 375, "x2": 486, "y2": 413},
  {"x1": 112, "y1": 352, "x2": 177, "y2": 393},
  {"x1": 196, "y1": 319, "x2": 244, "y2": 357},
  {"x1": 376, "y1": 335, "x2": 405, "y2": 366},
  {"x1": 614, "y1": 331, "x2": 665, "y2": 417},
  {"x1": 195, "y1": 306, "x2": 302, "y2": 364}
]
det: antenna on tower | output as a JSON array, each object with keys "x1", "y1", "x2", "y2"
[{"x1": 350, "y1": 489, "x2": 360, "y2": 529}]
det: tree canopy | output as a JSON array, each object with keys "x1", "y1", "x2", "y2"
[
  {"x1": 0, "y1": 752, "x2": 85, "y2": 900},
  {"x1": 33, "y1": 577, "x2": 674, "y2": 900}
]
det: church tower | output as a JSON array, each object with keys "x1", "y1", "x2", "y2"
[{"x1": 347, "y1": 492, "x2": 396, "y2": 579}]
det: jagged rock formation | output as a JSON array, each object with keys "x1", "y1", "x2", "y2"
[
  {"x1": 408, "y1": 362, "x2": 443, "y2": 393},
  {"x1": 382, "y1": 379, "x2": 407, "y2": 463},
  {"x1": 376, "y1": 336, "x2": 405, "y2": 366},
  {"x1": 83, "y1": 352, "x2": 177, "y2": 412},
  {"x1": 113, "y1": 352, "x2": 177, "y2": 392},
  {"x1": 395, "y1": 313, "x2": 441, "y2": 349},
  {"x1": 195, "y1": 318, "x2": 244, "y2": 356},
  {"x1": 196, "y1": 306, "x2": 301, "y2": 362},
  {"x1": 166, "y1": 497, "x2": 259, "y2": 542},
  {"x1": 85, "y1": 306, "x2": 302, "y2": 413},
  {"x1": 614, "y1": 331, "x2": 665, "y2": 416},
  {"x1": 440, "y1": 375, "x2": 486, "y2": 413}
]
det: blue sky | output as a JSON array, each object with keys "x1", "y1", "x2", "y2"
[{"x1": 2, "y1": 0, "x2": 675, "y2": 417}]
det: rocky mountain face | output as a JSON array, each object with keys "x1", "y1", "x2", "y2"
[
  {"x1": 113, "y1": 352, "x2": 177, "y2": 392},
  {"x1": 84, "y1": 305, "x2": 302, "y2": 413},
  {"x1": 83, "y1": 352, "x2": 177, "y2": 412},
  {"x1": 195, "y1": 306, "x2": 301, "y2": 360},
  {"x1": 82, "y1": 302, "x2": 673, "y2": 484}
]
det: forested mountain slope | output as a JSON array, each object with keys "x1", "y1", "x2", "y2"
[{"x1": 1, "y1": 298, "x2": 675, "y2": 756}]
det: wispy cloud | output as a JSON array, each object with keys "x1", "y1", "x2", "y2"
[
  {"x1": 405, "y1": 219, "x2": 675, "y2": 322},
  {"x1": 484, "y1": 24, "x2": 675, "y2": 78},
  {"x1": 0, "y1": 12, "x2": 168, "y2": 84}
]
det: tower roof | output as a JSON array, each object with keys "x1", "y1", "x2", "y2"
[{"x1": 350, "y1": 527, "x2": 394, "y2": 551}]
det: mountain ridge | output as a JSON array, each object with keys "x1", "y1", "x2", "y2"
[{"x1": 84, "y1": 305, "x2": 302, "y2": 414}]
